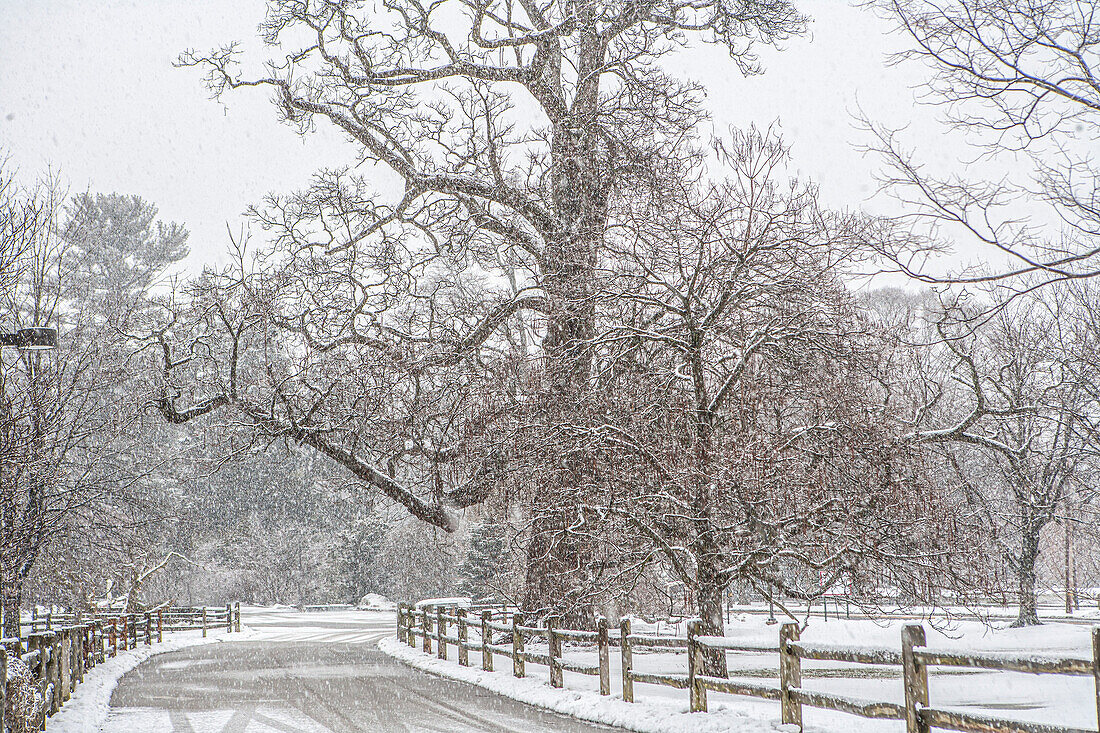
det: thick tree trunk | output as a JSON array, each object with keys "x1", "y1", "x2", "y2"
[
  {"x1": 523, "y1": 510, "x2": 593, "y2": 629},
  {"x1": 2, "y1": 575, "x2": 22, "y2": 639},
  {"x1": 696, "y1": 553, "x2": 729, "y2": 677},
  {"x1": 1064, "y1": 520, "x2": 1072, "y2": 615},
  {"x1": 522, "y1": 251, "x2": 597, "y2": 627},
  {"x1": 521, "y1": 27, "x2": 607, "y2": 626},
  {"x1": 1011, "y1": 527, "x2": 1042, "y2": 627},
  {"x1": 684, "y1": 323, "x2": 728, "y2": 676}
]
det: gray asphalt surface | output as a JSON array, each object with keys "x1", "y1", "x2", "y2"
[{"x1": 100, "y1": 608, "x2": 614, "y2": 733}]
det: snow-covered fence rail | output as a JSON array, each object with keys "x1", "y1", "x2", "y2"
[
  {"x1": 398, "y1": 604, "x2": 615, "y2": 694},
  {"x1": 20, "y1": 603, "x2": 241, "y2": 637},
  {"x1": 158, "y1": 604, "x2": 241, "y2": 636},
  {"x1": 396, "y1": 603, "x2": 1100, "y2": 733},
  {"x1": 0, "y1": 603, "x2": 241, "y2": 730},
  {"x1": 901, "y1": 624, "x2": 1099, "y2": 733},
  {"x1": 2, "y1": 614, "x2": 139, "y2": 730}
]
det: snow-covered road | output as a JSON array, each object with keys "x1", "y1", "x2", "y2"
[{"x1": 97, "y1": 607, "x2": 614, "y2": 732}]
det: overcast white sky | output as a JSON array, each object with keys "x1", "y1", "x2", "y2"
[{"x1": 0, "y1": 0, "x2": 960, "y2": 273}]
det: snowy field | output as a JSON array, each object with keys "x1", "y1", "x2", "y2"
[{"x1": 382, "y1": 612, "x2": 1098, "y2": 733}]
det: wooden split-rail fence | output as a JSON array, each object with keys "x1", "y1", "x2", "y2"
[
  {"x1": 396, "y1": 603, "x2": 1100, "y2": 733},
  {"x1": 0, "y1": 603, "x2": 242, "y2": 730}
]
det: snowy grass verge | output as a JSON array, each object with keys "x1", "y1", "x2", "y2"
[
  {"x1": 378, "y1": 637, "x2": 790, "y2": 733},
  {"x1": 46, "y1": 629, "x2": 253, "y2": 733}
]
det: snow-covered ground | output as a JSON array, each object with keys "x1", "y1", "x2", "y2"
[
  {"x1": 382, "y1": 613, "x2": 1098, "y2": 733},
  {"x1": 52, "y1": 606, "x2": 1094, "y2": 732},
  {"x1": 240, "y1": 604, "x2": 395, "y2": 644},
  {"x1": 381, "y1": 638, "x2": 785, "y2": 733},
  {"x1": 97, "y1": 608, "x2": 604, "y2": 732}
]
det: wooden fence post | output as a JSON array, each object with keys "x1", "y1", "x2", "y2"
[
  {"x1": 201, "y1": 608, "x2": 208, "y2": 638},
  {"x1": 31, "y1": 649, "x2": 42, "y2": 729},
  {"x1": 396, "y1": 604, "x2": 404, "y2": 643},
  {"x1": 780, "y1": 622, "x2": 802, "y2": 729},
  {"x1": 73, "y1": 626, "x2": 82, "y2": 685},
  {"x1": 109, "y1": 619, "x2": 116, "y2": 658},
  {"x1": 512, "y1": 613, "x2": 525, "y2": 678},
  {"x1": 75, "y1": 626, "x2": 83, "y2": 681},
  {"x1": 76, "y1": 627, "x2": 85, "y2": 680},
  {"x1": 234, "y1": 602, "x2": 241, "y2": 633},
  {"x1": 158, "y1": 611, "x2": 163, "y2": 643},
  {"x1": 481, "y1": 610, "x2": 493, "y2": 671},
  {"x1": 408, "y1": 607, "x2": 417, "y2": 649},
  {"x1": 66, "y1": 629, "x2": 75, "y2": 690},
  {"x1": 93, "y1": 621, "x2": 103, "y2": 664},
  {"x1": 1092, "y1": 627, "x2": 1099, "y2": 733},
  {"x1": 34, "y1": 634, "x2": 48, "y2": 720},
  {"x1": 23, "y1": 634, "x2": 36, "y2": 668},
  {"x1": 59, "y1": 629, "x2": 69, "y2": 703},
  {"x1": 457, "y1": 609, "x2": 469, "y2": 667},
  {"x1": 901, "y1": 625, "x2": 929, "y2": 733},
  {"x1": 49, "y1": 633, "x2": 61, "y2": 714},
  {"x1": 226, "y1": 604, "x2": 232, "y2": 633},
  {"x1": 548, "y1": 617, "x2": 563, "y2": 688},
  {"x1": 86, "y1": 623, "x2": 94, "y2": 670},
  {"x1": 80, "y1": 626, "x2": 89, "y2": 678},
  {"x1": 76, "y1": 625, "x2": 83, "y2": 676},
  {"x1": 21, "y1": 636, "x2": 35, "y2": 726},
  {"x1": 145, "y1": 613, "x2": 152, "y2": 645},
  {"x1": 69, "y1": 628, "x2": 77, "y2": 696},
  {"x1": 423, "y1": 608, "x2": 432, "y2": 654},
  {"x1": 437, "y1": 607, "x2": 447, "y2": 660},
  {"x1": 687, "y1": 619, "x2": 707, "y2": 712},
  {"x1": 597, "y1": 616, "x2": 610, "y2": 696},
  {"x1": 620, "y1": 618, "x2": 633, "y2": 703},
  {"x1": 0, "y1": 646, "x2": 6, "y2": 733},
  {"x1": 58, "y1": 631, "x2": 67, "y2": 709}
]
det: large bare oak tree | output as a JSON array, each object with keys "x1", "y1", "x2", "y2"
[{"x1": 163, "y1": 0, "x2": 808, "y2": 620}]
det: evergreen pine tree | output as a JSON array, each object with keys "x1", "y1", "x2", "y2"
[{"x1": 457, "y1": 518, "x2": 507, "y2": 601}]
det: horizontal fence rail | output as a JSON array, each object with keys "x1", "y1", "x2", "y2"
[
  {"x1": 1, "y1": 602, "x2": 241, "y2": 730},
  {"x1": 396, "y1": 602, "x2": 1100, "y2": 733}
]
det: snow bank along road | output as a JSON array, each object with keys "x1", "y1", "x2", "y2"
[{"x1": 97, "y1": 607, "x2": 614, "y2": 732}]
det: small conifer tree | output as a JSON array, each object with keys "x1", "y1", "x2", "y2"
[{"x1": 457, "y1": 517, "x2": 508, "y2": 601}]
